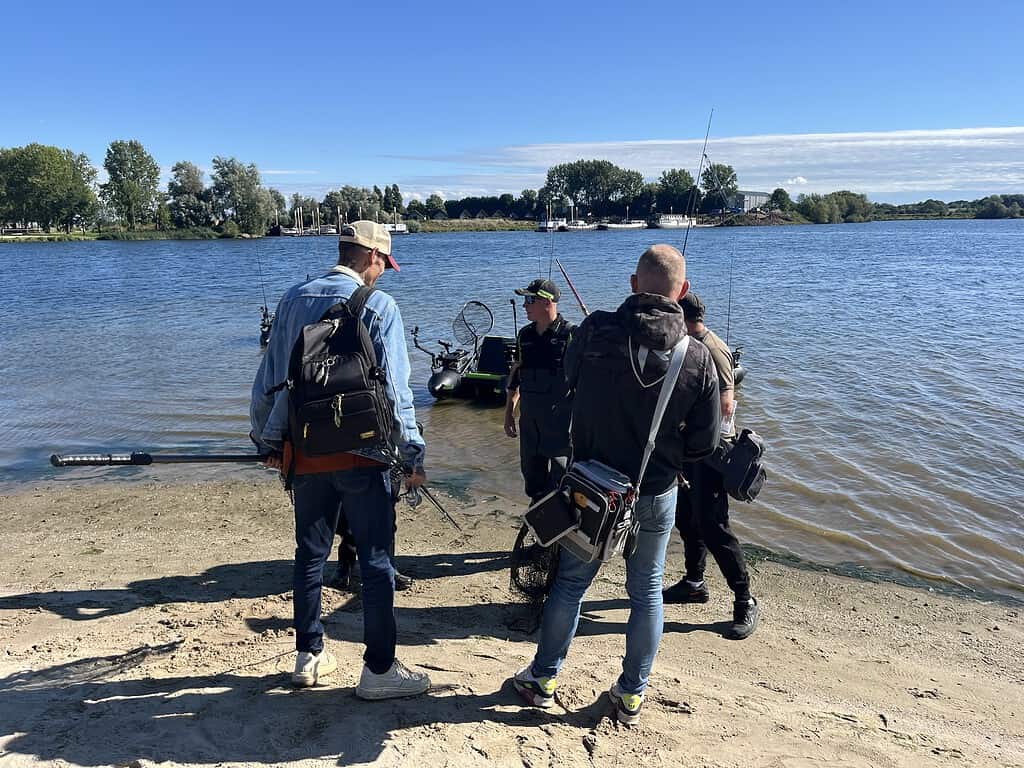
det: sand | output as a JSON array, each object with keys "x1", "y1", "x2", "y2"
[{"x1": 0, "y1": 477, "x2": 1020, "y2": 767}]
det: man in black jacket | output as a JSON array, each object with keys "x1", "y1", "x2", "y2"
[{"x1": 513, "y1": 244, "x2": 720, "y2": 725}]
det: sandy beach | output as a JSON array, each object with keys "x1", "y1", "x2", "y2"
[{"x1": 0, "y1": 477, "x2": 1020, "y2": 767}]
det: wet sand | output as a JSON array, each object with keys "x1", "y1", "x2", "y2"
[{"x1": 0, "y1": 478, "x2": 1021, "y2": 767}]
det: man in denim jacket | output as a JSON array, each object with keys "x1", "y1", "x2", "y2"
[{"x1": 250, "y1": 221, "x2": 429, "y2": 700}]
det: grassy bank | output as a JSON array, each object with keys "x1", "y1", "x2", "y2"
[{"x1": 413, "y1": 218, "x2": 535, "y2": 233}]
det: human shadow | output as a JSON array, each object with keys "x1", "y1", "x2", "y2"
[
  {"x1": 0, "y1": 644, "x2": 616, "y2": 767},
  {"x1": 0, "y1": 551, "x2": 509, "y2": 623}
]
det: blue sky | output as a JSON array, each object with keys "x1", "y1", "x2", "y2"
[{"x1": 2, "y1": 0, "x2": 1022, "y2": 203}]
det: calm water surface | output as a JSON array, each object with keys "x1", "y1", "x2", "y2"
[{"x1": 1, "y1": 221, "x2": 1022, "y2": 599}]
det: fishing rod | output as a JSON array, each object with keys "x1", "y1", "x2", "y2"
[
  {"x1": 51, "y1": 452, "x2": 263, "y2": 467},
  {"x1": 701, "y1": 151, "x2": 737, "y2": 346},
  {"x1": 554, "y1": 257, "x2": 590, "y2": 316},
  {"x1": 406, "y1": 484, "x2": 464, "y2": 533},
  {"x1": 681, "y1": 108, "x2": 715, "y2": 258}
]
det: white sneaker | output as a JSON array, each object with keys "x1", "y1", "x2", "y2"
[
  {"x1": 355, "y1": 659, "x2": 431, "y2": 700},
  {"x1": 291, "y1": 650, "x2": 338, "y2": 687}
]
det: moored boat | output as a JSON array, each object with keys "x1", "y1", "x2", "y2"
[
  {"x1": 649, "y1": 213, "x2": 696, "y2": 229},
  {"x1": 560, "y1": 220, "x2": 598, "y2": 231},
  {"x1": 599, "y1": 220, "x2": 647, "y2": 230},
  {"x1": 536, "y1": 218, "x2": 567, "y2": 232}
]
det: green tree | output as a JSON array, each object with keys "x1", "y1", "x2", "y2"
[
  {"x1": 267, "y1": 188, "x2": 287, "y2": 224},
  {"x1": 154, "y1": 192, "x2": 172, "y2": 231},
  {"x1": 976, "y1": 195, "x2": 1009, "y2": 219},
  {"x1": 770, "y1": 187, "x2": 793, "y2": 211},
  {"x1": 406, "y1": 198, "x2": 427, "y2": 218},
  {"x1": 425, "y1": 193, "x2": 446, "y2": 217},
  {"x1": 0, "y1": 144, "x2": 97, "y2": 231},
  {"x1": 167, "y1": 161, "x2": 211, "y2": 228},
  {"x1": 210, "y1": 156, "x2": 270, "y2": 235},
  {"x1": 700, "y1": 163, "x2": 739, "y2": 212},
  {"x1": 544, "y1": 159, "x2": 644, "y2": 216},
  {"x1": 657, "y1": 168, "x2": 698, "y2": 214},
  {"x1": 101, "y1": 139, "x2": 160, "y2": 229},
  {"x1": 516, "y1": 188, "x2": 538, "y2": 219},
  {"x1": 288, "y1": 193, "x2": 319, "y2": 226},
  {"x1": 54, "y1": 150, "x2": 98, "y2": 231}
]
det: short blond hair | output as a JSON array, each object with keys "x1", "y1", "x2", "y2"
[{"x1": 636, "y1": 244, "x2": 686, "y2": 297}]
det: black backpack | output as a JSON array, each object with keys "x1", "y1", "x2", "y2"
[{"x1": 277, "y1": 285, "x2": 392, "y2": 458}]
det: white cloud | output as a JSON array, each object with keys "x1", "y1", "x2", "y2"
[{"x1": 389, "y1": 126, "x2": 1024, "y2": 202}]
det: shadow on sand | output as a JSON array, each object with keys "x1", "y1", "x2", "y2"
[{"x1": 0, "y1": 643, "x2": 618, "y2": 766}]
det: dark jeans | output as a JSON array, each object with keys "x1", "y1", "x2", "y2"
[
  {"x1": 292, "y1": 467, "x2": 396, "y2": 674},
  {"x1": 675, "y1": 460, "x2": 751, "y2": 602}
]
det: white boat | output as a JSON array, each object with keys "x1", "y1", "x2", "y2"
[
  {"x1": 383, "y1": 222, "x2": 409, "y2": 235},
  {"x1": 537, "y1": 218, "x2": 567, "y2": 232},
  {"x1": 649, "y1": 213, "x2": 696, "y2": 229},
  {"x1": 599, "y1": 220, "x2": 647, "y2": 230},
  {"x1": 560, "y1": 220, "x2": 598, "y2": 231}
]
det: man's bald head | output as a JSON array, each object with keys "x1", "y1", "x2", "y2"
[{"x1": 632, "y1": 244, "x2": 689, "y2": 300}]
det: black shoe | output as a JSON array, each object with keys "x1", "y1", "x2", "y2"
[
  {"x1": 330, "y1": 557, "x2": 361, "y2": 591},
  {"x1": 727, "y1": 597, "x2": 759, "y2": 639},
  {"x1": 663, "y1": 579, "x2": 710, "y2": 604},
  {"x1": 394, "y1": 570, "x2": 414, "y2": 591}
]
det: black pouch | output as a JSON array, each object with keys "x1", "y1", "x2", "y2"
[
  {"x1": 292, "y1": 389, "x2": 388, "y2": 456},
  {"x1": 711, "y1": 428, "x2": 766, "y2": 502}
]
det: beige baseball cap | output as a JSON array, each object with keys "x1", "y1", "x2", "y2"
[{"x1": 338, "y1": 220, "x2": 399, "y2": 270}]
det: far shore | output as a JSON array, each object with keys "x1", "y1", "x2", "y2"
[
  {"x1": 0, "y1": 213, "x2": 1000, "y2": 243},
  {"x1": 0, "y1": 478, "x2": 1020, "y2": 767}
]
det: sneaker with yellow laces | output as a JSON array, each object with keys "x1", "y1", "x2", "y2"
[
  {"x1": 513, "y1": 665, "x2": 558, "y2": 708},
  {"x1": 608, "y1": 682, "x2": 644, "y2": 725}
]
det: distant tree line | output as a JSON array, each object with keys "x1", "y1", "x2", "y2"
[{"x1": 2, "y1": 139, "x2": 1022, "y2": 234}]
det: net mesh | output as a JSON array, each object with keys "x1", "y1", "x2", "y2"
[
  {"x1": 509, "y1": 523, "x2": 559, "y2": 604},
  {"x1": 453, "y1": 301, "x2": 493, "y2": 347}
]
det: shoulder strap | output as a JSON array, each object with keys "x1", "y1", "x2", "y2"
[
  {"x1": 635, "y1": 335, "x2": 690, "y2": 487},
  {"x1": 345, "y1": 284, "x2": 375, "y2": 320},
  {"x1": 320, "y1": 284, "x2": 375, "y2": 321}
]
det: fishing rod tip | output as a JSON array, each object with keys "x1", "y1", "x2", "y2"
[{"x1": 49, "y1": 454, "x2": 62, "y2": 467}]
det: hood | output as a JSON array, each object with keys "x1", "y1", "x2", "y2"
[{"x1": 615, "y1": 293, "x2": 687, "y2": 351}]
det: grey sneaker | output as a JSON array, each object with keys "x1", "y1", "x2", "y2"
[
  {"x1": 291, "y1": 649, "x2": 338, "y2": 687},
  {"x1": 512, "y1": 665, "x2": 558, "y2": 708},
  {"x1": 608, "y1": 682, "x2": 644, "y2": 725},
  {"x1": 355, "y1": 659, "x2": 431, "y2": 700}
]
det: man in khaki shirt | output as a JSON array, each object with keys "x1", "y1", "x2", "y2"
[{"x1": 664, "y1": 292, "x2": 759, "y2": 639}]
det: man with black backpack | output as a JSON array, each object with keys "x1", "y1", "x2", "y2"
[
  {"x1": 250, "y1": 220, "x2": 430, "y2": 700},
  {"x1": 513, "y1": 244, "x2": 721, "y2": 725}
]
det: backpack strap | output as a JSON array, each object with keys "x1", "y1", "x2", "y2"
[
  {"x1": 318, "y1": 285, "x2": 380, "y2": 369},
  {"x1": 265, "y1": 285, "x2": 380, "y2": 397}
]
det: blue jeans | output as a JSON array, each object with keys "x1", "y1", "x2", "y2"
[
  {"x1": 532, "y1": 485, "x2": 678, "y2": 695},
  {"x1": 292, "y1": 466, "x2": 396, "y2": 674}
]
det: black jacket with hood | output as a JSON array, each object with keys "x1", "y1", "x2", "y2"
[{"x1": 563, "y1": 292, "x2": 721, "y2": 496}]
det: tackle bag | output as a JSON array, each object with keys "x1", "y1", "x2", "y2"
[
  {"x1": 525, "y1": 335, "x2": 690, "y2": 564},
  {"x1": 274, "y1": 285, "x2": 392, "y2": 457},
  {"x1": 705, "y1": 428, "x2": 767, "y2": 502}
]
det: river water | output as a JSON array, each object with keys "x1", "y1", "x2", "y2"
[{"x1": 1, "y1": 221, "x2": 1022, "y2": 600}]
